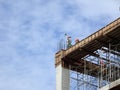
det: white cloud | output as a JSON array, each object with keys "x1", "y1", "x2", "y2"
[
  {"x1": 75, "y1": 0, "x2": 119, "y2": 18},
  {"x1": 0, "y1": 0, "x2": 119, "y2": 90}
]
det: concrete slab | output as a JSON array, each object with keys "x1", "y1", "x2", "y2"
[{"x1": 99, "y1": 78, "x2": 120, "y2": 90}]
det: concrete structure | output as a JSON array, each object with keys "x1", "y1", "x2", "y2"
[
  {"x1": 55, "y1": 50, "x2": 70, "y2": 90},
  {"x1": 100, "y1": 78, "x2": 120, "y2": 90},
  {"x1": 56, "y1": 64, "x2": 70, "y2": 90},
  {"x1": 55, "y1": 17, "x2": 120, "y2": 90}
]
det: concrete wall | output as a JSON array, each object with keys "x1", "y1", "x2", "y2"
[{"x1": 56, "y1": 64, "x2": 70, "y2": 90}]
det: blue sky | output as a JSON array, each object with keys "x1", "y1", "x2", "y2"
[{"x1": 0, "y1": 0, "x2": 119, "y2": 90}]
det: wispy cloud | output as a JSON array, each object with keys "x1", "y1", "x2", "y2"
[{"x1": 0, "y1": 0, "x2": 119, "y2": 90}]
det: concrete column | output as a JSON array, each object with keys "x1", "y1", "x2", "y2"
[{"x1": 56, "y1": 64, "x2": 70, "y2": 90}]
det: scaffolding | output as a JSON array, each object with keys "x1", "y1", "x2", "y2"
[
  {"x1": 55, "y1": 17, "x2": 120, "y2": 90},
  {"x1": 70, "y1": 43, "x2": 120, "y2": 90}
]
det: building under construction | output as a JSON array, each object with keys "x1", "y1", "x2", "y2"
[{"x1": 55, "y1": 17, "x2": 120, "y2": 90}]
